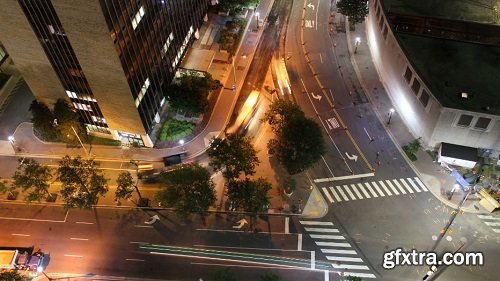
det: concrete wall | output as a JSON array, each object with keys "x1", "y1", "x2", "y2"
[{"x1": 0, "y1": 0, "x2": 66, "y2": 106}]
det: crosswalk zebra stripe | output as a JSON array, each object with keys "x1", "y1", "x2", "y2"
[
  {"x1": 337, "y1": 186, "x2": 350, "y2": 201},
  {"x1": 300, "y1": 221, "x2": 334, "y2": 226},
  {"x1": 329, "y1": 186, "x2": 342, "y2": 202},
  {"x1": 316, "y1": 241, "x2": 351, "y2": 247},
  {"x1": 378, "y1": 181, "x2": 392, "y2": 196},
  {"x1": 331, "y1": 264, "x2": 370, "y2": 270},
  {"x1": 344, "y1": 272, "x2": 377, "y2": 279},
  {"x1": 364, "y1": 182, "x2": 378, "y2": 197},
  {"x1": 321, "y1": 249, "x2": 357, "y2": 255},
  {"x1": 326, "y1": 256, "x2": 363, "y2": 262},
  {"x1": 305, "y1": 227, "x2": 339, "y2": 233},
  {"x1": 383, "y1": 180, "x2": 399, "y2": 195},
  {"x1": 392, "y1": 179, "x2": 407, "y2": 194},
  {"x1": 400, "y1": 179, "x2": 414, "y2": 193},
  {"x1": 414, "y1": 177, "x2": 429, "y2": 191},
  {"x1": 373, "y1": 181, "x2": 388, "y2": 196},
  {"x1": 322, "y1": 187, "x2": 335, "y2": 203},
  {"x1": 310, "y1": 234, "x2": 345, "y2": 240},
  {"x1": 350, "y1": 184, "x2": 364, "y2": 199},
  {"x1": 343, "y1": 185, "x2": 357, "y2": 200},
  {"x1": 357, "y1": 183, "x2": 371, "y2": 198},
  {"x1": 485, "y1": 222, "x2": 500, "y2": 227},
  {"x1": 493, "y1": 229, "x2": 500, "y2": 233},
  {"x1": 478, "y1": 215, "x2": 500, "y2": 220},
  {"x1": 407, "y1": 177, "x2": 421, "y2": 192}
]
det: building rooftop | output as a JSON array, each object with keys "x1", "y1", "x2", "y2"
[{"x1": 381, "y1": 0, "x2": 500, "y2": 115}]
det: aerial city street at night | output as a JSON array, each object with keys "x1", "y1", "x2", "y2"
[{"x1": 0, "y1": 0, "x2": 499, "y2": 281}]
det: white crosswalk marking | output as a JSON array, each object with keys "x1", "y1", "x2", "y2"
[
  {"x1": 384, "y1": 180, "x2": 399, "y2": 195},
  {"x1": 337, "y1": 186, "x2": 350, "y2": 201},
  {"x1": 329, "y1": 186, "x2": 342, "y2": 202},
  {"x1": 372, "y1": 181, "x2": 386, "y2": 197},
  {"x1": 400, "y1": 179, "x2": 414, "y2": 193},
  {"x1": 357, "y1": 183, "x2": 371, "y2": 198},
  {"x1": 378, "y1": 181, "x2": 392, "y2": 196},
  {"x1": 392, "y1": 179, "x2": 407, "y2": 194},
  {"x1": 364, "y1": 182, "x2": 378, "y2": 197},
  {"x1": 478, "y1": 215, "x2": 500, "y2": 220},
  {"x1": 414, "y1": 177, "x2": 429, "y2": 191},
  {"x1": 407, "y1": 178, "x2": 421, "y2": 192},
  {"x1": 485, "y1": 222, "x2": 500, "y2": 227},
  {"x1": 343, "y1": 185, "x2": 357, "y2": 200},
  {"x1": 350, "y1": 184, "x2": 364, "y2": 199},
  {"x1": 322, "y1": 187, "x2": 335, "y2": 203},
  {"x1": 300, "y1": 220, "x2": 376, "y2": 279},
  {"x1": 476, "y1": 214, "x2": 500, "y2": 234}
]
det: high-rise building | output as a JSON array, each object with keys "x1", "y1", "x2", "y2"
[{"x1": 0, "y1": 0, "x2": 209, "y2": 147}]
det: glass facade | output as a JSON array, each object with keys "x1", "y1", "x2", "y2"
[
  {"x1": 18, "y1": 0, "x2": 110, "y2": 134},
  {"x1": 99, "y1": 0, "x2": 209, "y2": 134}
]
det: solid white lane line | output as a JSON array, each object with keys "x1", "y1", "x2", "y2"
[
  {"x1": 331, "y1": 264, "x2": 369, "y2": 270},
  {"x1": 135, "y1": 225, "x2": 153, "y2": 228},
  {"x1": 343, "y1": 185, "x2": 357, "y2": 200},
  {"x1": 300, "y1": 221, "x2": 334, "y2": 226},
  {"x1": 64, "y1": 254, "x2": 83, "y2": 258},
  {"x1": 407, "y1": 177, "x2": 421, "y2": 192},
  {"x1": 371, "y1": 182, "x2": 386, "y2": 197},
  {"x1": 414, "y1": 177, "x2": 429, "y2": 191},
  {"x1": 12, "y1": 234, "x2": 30, "y2": 237},
  {"x1": 336, "y1": 186, "x2": 350, "y2": 201},
  {"x1": 350, "y1": 184, "x2": 364, "y2": 199},
  {"x1": 75, "y1": 221, "x2": 94, "y2": 225},
  {"x1": 493, "y1": 229, "x2": 500, "y2": 233},
  {"x1": 378, "y1": 181, "x2": 392, "y2": 196},
  {"x1": 298, "y1": 234, "x2": 303, "y2": 251},
  {"x1": 392, "y1": 179, "x2": 407, "y2": 194},
  {"x1": 130, "y1": 241, "x2": 147, "y2": 244},
  {"x1": 321, "y1": 249, "x2": 357, "y2": 255},
  {"x1": 70, "y1": 238, "x2": 88, "y2": 241},
  {"x1": 326, "y1": 256, "x2": 363, "y2": 262},
  {"x1": 357, "y1": 183, "x2": 371, "y2": 198},
  {"x1": 400, "y1": 179, "x2": 414, "y2": 193},
  {"x1": 329, "y1": 186, "x2": 342, "y2": 202},
  {"x1": 305, "y1": 228, "x2": 339, "y2": 233},
  {"x1": 477, "y1": 215, "x2": 500, "y2": 220},
  {"x1": 126, "y1": 258, "x2": 144, "y2": 261},
  {"x1": 344, "y1": 272, "x2": 377, "y2": 279},
  {"x1": 485, "y1": 222, "x2": 500, "y2": 226},
  {"x1": 315, "y1": 242, "x2": 351, "y2": 247},
  {"x1": 385, "y1": 180, "x2": 399, "y2": 195},
  {"x1": 310, "y1": 234, "x2": 345, "y2": 240},
  {"x1": 322, "y1": 187, "x2": 335, "y2": 203},
  {"x1": 364, "y1": 182, "x2": 378, "y2": 197}
]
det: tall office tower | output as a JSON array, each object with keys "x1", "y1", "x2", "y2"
[{"x1": 0, "y1": 0, "x2": 209, "y2": 147}]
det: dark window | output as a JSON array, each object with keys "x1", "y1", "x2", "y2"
[
  {"x1": 383, "y1": 24, "x2": 388, "y2": 39},
  {"x1": 404, "y1": 66, "x2": 412, "y2": 83},
  {"x1": 457, "y1": 114, "x2": 473, "y2": 127},
  {"x1": 411, "y1": 79, "x2": 420, "y2": 95},
  {"x1": 474, "y1": 117, "x2": 491, "y2": 130},
  {"x1": 419, "y1": 90, "x2": 430, "y2": 107}
]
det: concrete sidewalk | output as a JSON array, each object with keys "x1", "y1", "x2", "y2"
[{"x1": 346, "y1": 19, "x2": 485, "y2": 213}]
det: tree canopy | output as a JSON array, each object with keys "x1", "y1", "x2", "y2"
[
  {"x1": 337, "y1": 0, "x2": 369, "y2": 27},
  {"x1": 262, "y1": 100, "x2": 325, "y2": 174},
  {"x1": 218, "y1": 0, "x2": 259, "y2": 12},
  {"x1": 261, "y1": 273, "x2": 282, "y2": 281},
  {"x1": 57, "y1": 155, "x2": 108, "y2": 209},
  {"x1": 12, "y1": 158, "x2": 53, "y2": 203},
  {"x1": 157, "y1": 163, "x2": 216, "y2": 219},
  {"x1": 29, "y1": 100, "x2": 58, "y2": 141},
  {"x1": 166, "y1": 74, "x2": 219, "y2": 115},
  {"x1": 227, "y1": 177, "x2": 271, "y2": 213},
  {"x1": 207, "y1": 133, "x2": 260, "y2": 180},
  {"x1": 0, "y1": 270, "x2": 31, "y2": 281},
  {"x1": 115, "y1": 171, "x2": 135, "y2": 201}
]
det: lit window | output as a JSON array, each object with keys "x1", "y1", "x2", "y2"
[
  {"x1": 66, "y1": 90, "x2": 77, "y2": 98},
  {"x1": 161, "y1": 32, "x2": 174, "y2": 58},
  {"x1": 91, "y1": 116, "x2": 106, "y2": 123},
  {"x1": 131, "y1": 6, "x2": 145, "y2": 30},
  {"x1": 135, "y1": 78, "x2": 150, "y2": 107},
  {"x1": 474, "y1": 117, "x2": 491, "y2": 130},
  {"x1": 160, "y1": 97, "x2": 166, "y2": 107},
  {"x1": 73, "y1": 102, "x2": 92, "y2": 111}
]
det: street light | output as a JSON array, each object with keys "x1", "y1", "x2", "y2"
[
  {"x1": 8, "y1": 135, "x2": 19, "y2": 152},
  {"x1": 71, "y1": 126, "x2": 90, "y2": 157},
  {"x1": 179, "y1": 139, "x2": 186, "y2": 153},
  {"x1": 354, "y1": 37, "x2": 361, "y2": 54},
  {"x1": 387, "y1": 108, "x2": 395, "y2": 125},
  {"x1": 255, "y1": 12, "x2": 260, "y2": 28}
]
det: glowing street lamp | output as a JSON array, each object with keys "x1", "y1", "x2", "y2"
[
  {"x1": 354, "y1": 37, "x2": 361, "y2": 54},
  {"x1": 255, "y1": 12, "x2": 260, "y2": 28},
  {"x1": 387, "y1": 108, "x2": 395, "y2": 125}
]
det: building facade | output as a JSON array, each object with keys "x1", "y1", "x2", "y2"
[
  {"x1": 367, "y1": 0, "x2": 500, "y2": 155},
  {"x1": 0, "y1": 0, "x2": 209, "y2": 147}
]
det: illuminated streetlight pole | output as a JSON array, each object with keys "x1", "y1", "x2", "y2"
[
  {"x1": 387, "y1": 108, "x2": 395, "y2": 125},
  {"x1": 179, "y1": 139, "x2": 186, "y2": 153},
  {"x1": 354, "y1": 37, "x2": 361, "y2": 54},
  {"x1": 8, "y1": 135, "x2": 18, "y2": 152},
  {"x1": 255, "y1": 12, "x2": 260, "y2": 28},
  {"x1": 71, "y1": 126, "x2": 90, "y2": 157}
]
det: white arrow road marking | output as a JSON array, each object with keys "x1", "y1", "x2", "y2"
[
  {"x1": 145, "y1": 215, "x2": 160, "y2": 225},
  {"x1": 311, "y1": 92, "x2": 322, "y2": 101},
  {"x1": 345, "y1": 152, "x2": 358, "y2": 162},
  {"x1": 300, "y1": 221, "x2": 334, "y2": 226},
  {"x1": 307, "y1": 3, "x2": 315, "y2": 10}
]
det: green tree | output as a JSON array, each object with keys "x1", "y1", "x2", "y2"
[
  {"x1": 211, "y1": 268, "x2": 237, "y2": 281},
  {"x1": 115, "y1": 171, "x2": 135, "y2": 201},
  {"x1": 261, "y1": 273, "x2": 282, "y2": 281},
  {"x1": 402, "y1": 138, "x2": 422, "y2": 162},
  {"x1": 166, "y1": 74, "x2": 219, "y2": 115},
  {"x1": 0, "y1": 270, "x2": 31, "y2": 281},
  {"x1": 227, "y1": 177, "x2": 271, "y2": 213},
  {"x1": 208, "y1": 133, "x2": 260, "y2": 180},
  {"x1": 57, "y1": 155, "x2": 108, "y2": 209},
  {"x1": 53, "y1": 99, "x2": 87, "y2": 144},
  {"x1": 12, "y1": 158, "x2": 54, "y2": 203},
  {"x1": 344, "y1": 276, "x2": 362, "y2": 281},
  {"x1": 261, "y1": 99, "x2": 304, "y2": 133},
  {"x1": 0, "y1": 178, "x2": 17, "y2": 199},
  {"x1": 157, "y1": 163, "x2": 216, "y2": 219},
  {"x1": 29, "y1": 100, "x2": 58, "y2": 141},
  {"x1": 337, "y1": 0, "x2": 369, "y2": 28}
]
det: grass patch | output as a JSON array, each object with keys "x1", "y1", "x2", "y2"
[
  {"x1": 159, "y1": 119, "x2": 195, "y2": 142},
  {"x1": 88, "y1": 136, "x2": 122, "y2": 146},
  {"x1": 0, "y1": 73, "x2": 11, "y2": 89}
]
